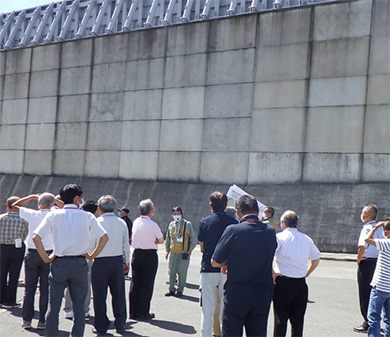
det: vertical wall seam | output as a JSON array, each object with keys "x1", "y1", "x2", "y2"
[
  {"x1": 300, "y1": 5, "x2": 315, "y2": 185},
  {"x1": 52, "y1": 43, "x2": 63, "y2": 176},
  {"x1": 360, "y1": 0, "x2": 376, "y2": 183},
  {"x1": 22, "y1": 48, "x2": 34, "y2": 175},
  {"x1": 247, "y1": 13, "x2": 261, "y2": 187}
]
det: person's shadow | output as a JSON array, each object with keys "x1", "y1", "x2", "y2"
[{"x1": 147, "y1": 319, "x2": 197, "y2": 334}]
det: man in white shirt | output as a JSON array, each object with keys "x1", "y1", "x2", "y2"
[
  {"x1": 354, "y1": 204, "x2": 383, "y2": 333},
  {"x1": 33, "y1": 184, "x2": 108, "y2": 337},
  {"x1": 91, "y1": 195, "x2": 130, "y2": 334},
  {"x1": 12, "y1": 193, "x2": 61, "y2": 330},
  {"x1": 273, "y1": 210, "x2": 321, "y2": 337}
]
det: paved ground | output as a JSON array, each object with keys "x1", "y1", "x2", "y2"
[{"x1": 0, "y1": 246, "x2": 368, "y2": 337}]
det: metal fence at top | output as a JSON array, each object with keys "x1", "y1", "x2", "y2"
[{"x1": 0, "y1": 0, "x2": 339, "y2": 51}]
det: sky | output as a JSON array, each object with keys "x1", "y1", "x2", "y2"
[{"x1": 0, "y1": 0, "x2": 54, "y2": 14}]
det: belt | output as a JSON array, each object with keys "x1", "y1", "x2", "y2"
[
  {"x1": 279, "y1": 275, "x2": 305, "y2": 280},
  {"x1": 56, "y1": 255, "x2": 85, "y2": 259},
  {"x1": 363, "y1": 257, "x2": 378, "y2": 261}
]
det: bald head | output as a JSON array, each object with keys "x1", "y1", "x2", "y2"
[
  {"x1": 281, "y1": 210, "x2": 299, "y2": 228},
  {"x1": 38, "y1": 193, "x2": 55, "y2": 209}
]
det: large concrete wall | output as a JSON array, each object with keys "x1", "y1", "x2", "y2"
[
  {"x1": 0, "y1": 0, "x2": 388, "y2": 185},
  {"x1": 0, "y1": 174, "x2": 389, "y2": 253}
]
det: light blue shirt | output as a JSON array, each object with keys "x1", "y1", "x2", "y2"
[{"x1": 358, "y1": 221, "x2": 384, "y2": 258}]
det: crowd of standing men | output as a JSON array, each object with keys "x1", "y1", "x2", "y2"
[{"x1": 1, "y1": 183, "x2": 386, "y2": 337}]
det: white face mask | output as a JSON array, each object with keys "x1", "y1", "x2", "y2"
[
  {"x1": 78, "y1": 197, "x2": 85, "y2": 209},
  {"x1": 173, "y1": 214, "x2": 182, "y2": 222},
  {"x1": 361, "y1": 214, "x2": 365, "y2": 223},
  {"x1": 118, "y1": 211, "x2": 122, "y2": 217}
]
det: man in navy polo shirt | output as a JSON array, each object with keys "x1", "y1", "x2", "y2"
[
  {"x1": 211, "y1": 194, "x2": 277, "y2": 337},
  {"x1": 198, "y1": 191, "x2": 237, "y2": 337}
]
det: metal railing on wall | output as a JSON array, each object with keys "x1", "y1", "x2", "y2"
[{"x1": 0, "y1": 0, "x2": 338, "y2": 51}]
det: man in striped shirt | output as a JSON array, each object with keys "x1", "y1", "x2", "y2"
[
  {"x1": 0, "y1": 196, "x2": 29, "y2": 308},
  {"x1": 364, "y1": 220, "x2": 390, "y2": 337}
]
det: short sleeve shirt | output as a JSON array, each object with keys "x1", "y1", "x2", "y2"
[
  {"x1": 19, "y1": 207, "x2": 53, "y2": 250},
  {"x1": 198, "y1": 212, "x2": 238, "y2": 273},
  {"x1": 34, "y1": 204, "x2": 106, "y2": 256},
  {"x1": 358, "y1": 221, "x2": 383, "y2": 258},
  {"x1": 131, "y1": 216, "x2": 163, "y2": 250},
  {"x1": 212, "y1": 214, "x2": 277, "y2": 305}
]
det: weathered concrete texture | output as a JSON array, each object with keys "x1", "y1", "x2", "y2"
[
  {"x1": 362, "y1": 154, "x2": 390, "y2": 182},
  {"x1": 0, "y1": 124, "x2": 25, "y2": 149},
  {"x1": 303, "y1": 153, "x2": 361, "y2": 183},
  {"x1": 124, "y1": 89, "x2": 163, "y2": 120},
  {"x1": 248, "y1": 152, "x2": 303, "y2": 185},
  {"x1": 27, "y1": 97, "x2": 57, "y2": 123},
  {"x1": 370, "y1": 34, "x2": 390, "y2": 74},
  {"x1": 160, "y1": 119, "x2": 203, "y2": 151},
  {"x1": 256, "y1": 43, "x2": 309, "y2": 82},
  {"x1": 55, "y1": 123, "x2": 88, "y2": 150},
  {"x1": 25, "y1": 124, "x2": 55, "y2": 150},
  {"x1": 4, "y1": 48, "x2": 31, "y2": 74},
  {"x1": 364, "y1": 104, "x2": 390, "y2": 154},
  {"x1": 24, "y1": 150, "x2": 52, "y2": 175},
  {"x1": 165, "y1": 54, "x2": 207, "y2": 88},
  {"x1": 121, "y1": 121, "x2": 161, "y2": 151},
  {"x1": 209, "y1": 15, "x2": 257, "y2": 52},
  {"x1": 93, "y1": 34, "x2": 129, "y2": 65},
  {"x1": 61, "y1": 39, "x2": 93, "y2": 68},
  {"x1": 60, "y1": 66, "x2": 91, "y2": 95},
  {"x1": 200, "y1": 152, "x2": 249, "y2": 184},
  {"x1": 163, "y1": 86, "x2": 205, "y2": 119},
  {"x1": 85, "y1": 150, "x2": 120, "y2": 177},
  {"x1": 86, "y1": 122, "x2": 122, "y2": 150},
  {"x1": 205, "y1": 83, "x2": 252, "y2": 118},
  {"x1": 305, "y1": 106, "x2": 365, "y2": 153},
  {"x1": 258, "y1": 7, "x2": 311, "y2": 47},
  {"x1": 2, "y1": 174, "x2": 388, "y2": 252},
  {"x1": 89, "y1": 92, "x2": 124, "y2": 121},
  {"x1": 157, "y1": 151, "x2": 201, "y2": 181},
  {"x1": 1, "y1": 99, "x2": 28, "y2": 124},
  {"x1": 3, "y1": 73, "x2": 29, "y2": 99},
  {"x1": 308, "y1": 77, "x2": 367, "y2": 107},
  {"x1": 92, "y1": 63, "x2": 126, "y2": 93},
  {"x1": 31, "y1": 44, "x2": 61, "y2": 71},
  {"x1": 372, "y1": 0, "x2": 390, "y2": 36},
  {"x1": 367, "y1": 74, "x2": 390, "y2": 105},
  {"x1": 119, "y1": 151, "x2": 158, "y2": 180},
  {"x1": 313, "y1": 0, "x2": 372, "y2": 41},
  {"x1": 29, "y1": 70, "x2": 59, "y2": 98},
  {"x1": 251, "y1": 108, "x2": 305, "y2": 152},
  {"x1": 254, "y1": 80, "x2": 307, "y2": 109},
  {"x1": 0, "y1": 152, "x2": 23, "y2": 173},
  {"x1": 57, "y1": 95, "x2": 89, "y2": 122},
  {"x1": 125, "y1": 58, "x2": 165, "y2": 90},
  {"x1": 127, "y1": 27, "x2": 167, "y2": 61},
  {"x1": 53, "y1": 150, "x2": 85, "y2": 176},
  {"x1": 167, "y1": 22, "x2": 208, "y2": 56},
  {"x1": 311, "y1": 37, "x2": 370, "y2": 78}
]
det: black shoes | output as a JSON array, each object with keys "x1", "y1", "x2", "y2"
[
  {"x1": 92, "y1": 328, "x2": 107, "y2": 335},
  {"x1": 175, "y1": 291, "x2": 183, "y2": 297},
  {"x1": 138, "y1": 313, "x2": 155, "y2": 321},
  {"x1": 165, "y1": 291, "x2": 175, "y2": 296},
  {"x1": 353, "y1": 323, "x2": 368, "y2": 333}
]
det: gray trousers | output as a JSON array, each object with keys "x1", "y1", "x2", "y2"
[
  {"x1": 45, "y1": 256, "x2": 88, "y2": 337},
  {"x1": 63, "y1": 259, "x2": 93, "y2": 314},
  {"x1": 168, "y1": 252, "x2": 190, "y2": 293}
]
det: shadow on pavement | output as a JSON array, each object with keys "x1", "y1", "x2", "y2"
[{"x1": 147, "y1": 319, "x2": 197, "y2": 334}]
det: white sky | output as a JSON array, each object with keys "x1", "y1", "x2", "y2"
[{"x1": 0, "y1": 0, "x2": 54, "y2": 14}]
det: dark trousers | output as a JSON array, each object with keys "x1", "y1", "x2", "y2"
[
  {"x1": 222, "y1": 302, "x2": 271, "y2": 337},
  {"x1": 92, "y1": 256, "x2": 126, "y2": 332},
  {"x1": 0, "y1": 243, "x2": 25, "y2": 304},
  {"x1": 22, "y1": 249, "x2": 52, "y2": 323},
  {"x1": 129, "y1": 249, "x2": 158, "y2": 317},
  {"x1": 358, "y1": 258, "x2": 377, "y2": 325},
  {"x1": 45, "y1": 256, "x2": 88, "y2": 337},
  {"x1": 273, "y1": 276, "x2": 308, "y2": 337}
]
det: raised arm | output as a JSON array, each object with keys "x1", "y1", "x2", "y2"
[
  {"x1": 12, "y1": 194, "x2": 39, "y2": 209},
  {"x1": 365, "y1": 222, "x2": 384, "y2": 247}
]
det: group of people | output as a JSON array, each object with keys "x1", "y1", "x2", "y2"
[{"x1": 1, "y1": 183, "x2": 387, "y2": 337}]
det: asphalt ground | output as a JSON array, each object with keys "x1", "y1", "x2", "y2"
[{"x1": 0, "y1": 246, "x2": 368, "y2": 337}]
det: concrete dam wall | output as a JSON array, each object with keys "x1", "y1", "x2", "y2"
[{"x1": 0, "y1": 0, "x2": 389, "y2": 252}]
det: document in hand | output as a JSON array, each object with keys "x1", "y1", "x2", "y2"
[{"x1": 226, "y1": 184, "x2": 267, "y2": 215}]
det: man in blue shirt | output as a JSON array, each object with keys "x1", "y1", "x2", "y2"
[
  {"x1": 198, "y1": 191, "x2": 237, "y2": 337},
  {"x1": 211, "y1": 194, "x2": 277, "y2": 337}
]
